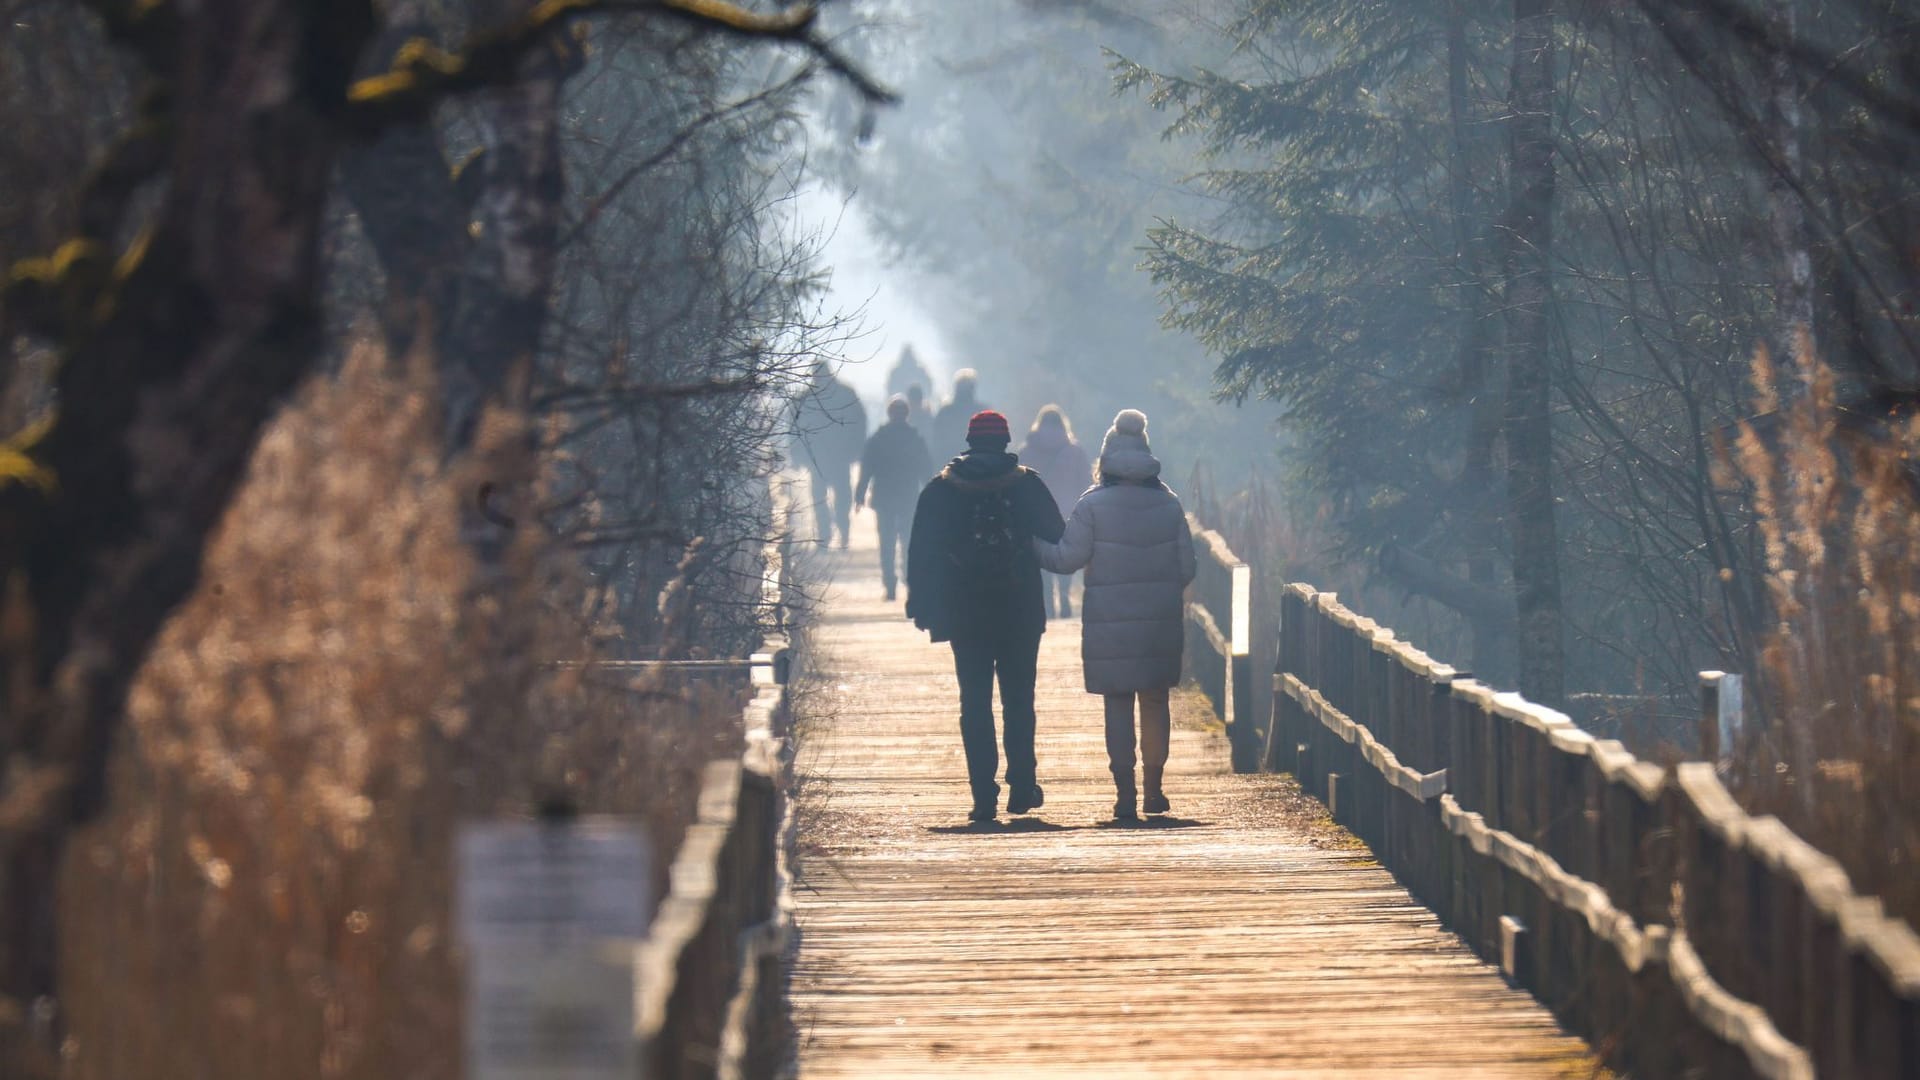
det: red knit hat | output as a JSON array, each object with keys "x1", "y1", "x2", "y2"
[{"x1": 966, "y1": 410, "x2": 1011, "y2": 443}]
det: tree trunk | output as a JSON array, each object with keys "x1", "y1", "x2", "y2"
[
  {"x1": 0, "y1": 2, "x2": 374, "y2": 1070},
  {"x1": 341, "y1": 1, "x2": 574, "y2": 453},
  {"x1": 1502, "y1": 0, "x2": 1565, "y2": 707},
  {"x1": 337, "y1": 8, "x2": 472, "y2": 356},
  {"x1": 1448, "y1": 1, "x2": 1511, "y2": 683},
  {"x1": 1762, "y1": 0, "x2": 1815, "y2": 372},
  {"x1": 440, "y1": 6, "x2": 573, "y2": 451}
]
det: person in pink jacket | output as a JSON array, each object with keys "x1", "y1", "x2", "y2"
[
  {"x1": 1033, "y1": 409, "x2": 1196, "y2": 819},
  {"x1": 1019, "y1": 406, "x2": 1093, "y2": 619}
]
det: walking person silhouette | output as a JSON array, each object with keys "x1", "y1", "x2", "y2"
[
  {"x1": 1033, "y1": 409, "x2": 1196, "y2": 820},
  {"x1": 906, "y1": 410, "x2": 1065, "y2": 822},
  {"x1": 1019, "y1": 405, "x2": 1092, "y2": 619},
  {"x1": 791, "y1": 361, "x2": 867, "y2": 549},
  {"x1": 855, "y1": 395, "x2": 933, "y2": 602}
]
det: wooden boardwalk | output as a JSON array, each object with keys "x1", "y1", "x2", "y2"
[{"x1": 790, "y1": 528, "x2": 1599, "y2": 1078}]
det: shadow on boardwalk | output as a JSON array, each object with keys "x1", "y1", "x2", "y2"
[
  {"x1": 790, "y1": 525, "x2": 1599, "y2": 1079},
  {"x1": 924, "y1": 817, "x2": 1209, "y2": 836}
]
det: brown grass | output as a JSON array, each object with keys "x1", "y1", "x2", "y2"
[
  {"x1": 1719, "y1": 341, "x2": 1920, "y2": 929},
  {"x1": 56, "y1": 342, "x2": 745, "y2": 1079}
]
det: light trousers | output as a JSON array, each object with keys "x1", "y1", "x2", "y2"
[{"x1": 1103, "y1": 688, "x2": 1170, "y2": 778}]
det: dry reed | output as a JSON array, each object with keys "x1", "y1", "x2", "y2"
[
  {"x1": 56, "y1": 341, "x2": 747, "y2": 1079},
  {"x1": 1719, "y1": 341, "x2": 1920, "y2": 929}
]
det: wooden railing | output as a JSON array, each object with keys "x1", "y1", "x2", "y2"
[
  {"x1": 636, "y1": 659, "x2": 792, "y2": 1080},
  {"x1": 1181, "y1": 522, "x2": 1920, "y2": 1079},
  {"x1": 1182, "y1": 514, "x2": 1258, "y2": 771},
  {"x1": 634, "y1": 485, "x2": 800, "y2": 1080}
]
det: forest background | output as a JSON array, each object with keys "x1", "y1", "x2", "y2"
[{"x1": 0, "y1": 0, "x2": 1915, "y2": 1075}]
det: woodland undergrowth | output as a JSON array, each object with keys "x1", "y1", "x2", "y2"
[
  {"x1": 1719, "y1": 344, "x2": 1920, "y2": 929},
  {"x1": 56, "y1": 341, "x2": 745, "y2": 1079}
]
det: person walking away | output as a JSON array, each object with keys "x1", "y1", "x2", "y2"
[
  {"x1": 791, "y1": 361, "x2": 867, "y2": 548},
  {"x1": 1033, "y1": 409, "x2": 1195, "y2": 820},
  {"x1": 930, "y1": 368, "x2": 989, "y2": 460},
  {"x1": 907, "y1": 410, "x2": 1065, "y2": 822},
  {"x1": 855, "y1": 396, "x2": 933, "y2": 601},
  {"x1": 904, "y1": 383, "x2": 932, "y2": 443},
  {"x1": 887, "y1": 343, "x2": 935, "y2": 400},
  {"x1": 1019, "y1": 405, "x2": 1093, "y2": 619}
]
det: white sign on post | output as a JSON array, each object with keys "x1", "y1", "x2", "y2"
[
  {"x1": 465, "y1": 943, "x2": 637, "y2": 1080},
  {"x1": 458, "y1": 821, "x2": 652, "y2": 945},
  {"x1": 1716, "y1": 672, "x2": 1744, "y2": 755},
  {"x1": 458, "y1": 819, "x2": 652, "y2": 1080}
]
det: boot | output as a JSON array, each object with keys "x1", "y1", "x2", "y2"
[
  {"x1": 1112, "y1": 769, "x2": 1138, "y2": 820},
  {"x1": 1143, "y1": 766, "x2": 1169, "y2": 815},
  {"x1": 1007, "y1": 783, "x2": 1044, "y2": 815}
]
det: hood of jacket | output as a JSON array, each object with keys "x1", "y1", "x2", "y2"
[{"x1": 939, "y1": 449, "x2": 1023, "y2": 491}]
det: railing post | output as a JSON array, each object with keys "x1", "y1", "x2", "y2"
[
  {"x1": 1697, "y1": 670, "x2": 1741, "y2": 762},
  {"x1": 1228, "y1": 563, "x2": 1255, "y2": 771}
]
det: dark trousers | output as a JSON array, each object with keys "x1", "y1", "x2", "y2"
[
  {"x1": 809, "y1": 463, "x2": 852, "y2": 546},
  {"x1": 951, "y1": 633, "x2": 1042, "y2": 805},
  {"x1": 875, "y1": 508, "x2": 908, "y2": 592}
]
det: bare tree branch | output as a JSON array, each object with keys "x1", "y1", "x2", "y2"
[{"x1": 344, "y1": 0, "x2": 895, "y2": 134}]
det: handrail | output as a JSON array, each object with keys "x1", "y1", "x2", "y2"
[
  {"x1": 1175, "y1": 498, "x2": 1916, "y2": 1077},
  {"x1": 633, "y1": 479, "x2": 800, "y2": 1079},
  {"x1": 1270, "y1": 577, "x2": 1920, "y2": 1080}
]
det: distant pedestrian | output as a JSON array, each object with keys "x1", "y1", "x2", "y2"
[
  {"x1": 1033, "y1": 409, "x2": 1195, "y2": 820},
  {"x1": 792, "y1": 361, "x2": 867, "y2": 548},
  {"x1": 904, "y1": 383, "x2": 932, "y2": 443},
  {"x1": 907, "y1": 410, "x2": 1065, "y2": 822},
  {"x1": 1019, "y1": 405, "x2": 1093, "y2": 619},
  {"x1": 855, "y1": 396, "x2": 934, "y2": 602},
  {"x1": 887, "y1": 344, "x2": 936, "y2": 400},
  {"x1": 930, "y1": 369, "x2": 989, "y2": 459}
]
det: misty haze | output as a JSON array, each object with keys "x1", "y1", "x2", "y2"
[{"x1": 0, "y1": 1, "x2": 1914, "y2": 1077}]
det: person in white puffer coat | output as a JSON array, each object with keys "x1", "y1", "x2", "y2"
[{"x1": 1033, "y1": 409, "x2": 1196, "y2": 820}]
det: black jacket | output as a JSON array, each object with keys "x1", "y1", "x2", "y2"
[
  {"x1": 855, "y1": 419, "x2": 934, "y2": 513},
  {"x1": 905, "y1": 450, "x2": 1066, "y2": 643}
]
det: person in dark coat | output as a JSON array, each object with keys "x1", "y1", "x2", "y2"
[
  {"x1": 906, "y1": 410, "x2": 1065, "y2": 822},
  {"x1": 929, "y1": 369, "x2": 989, "y2": 460},
  {"x1": 1019, "y1": 405, "x2": 1094, "y2": 619},
  {"x1": 854, "y1": 396, "x2": 933, "y2": 601},
  {"x1": 791, "y1": 361, "x2": 867, "y2": 548}
]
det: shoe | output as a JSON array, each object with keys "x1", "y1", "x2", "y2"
[
  {"x1": 1111, "y1": 769, "x2": 1137, "y2": 820},
  {"x1": 968, "y1": 802, "x2": 996, "y2": 823},
  {"x1": 1006, "y1": 785, "x2": 1044, "y2": 815},
  {"x1": 1143, "y1": 766, "x2": 1169, "y2": 814}
]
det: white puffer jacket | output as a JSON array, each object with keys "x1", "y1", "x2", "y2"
[{"x1": 1034, "y1": 411, "x2": 1196, "y2": 694}]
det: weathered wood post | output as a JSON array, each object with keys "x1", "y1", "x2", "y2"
[
  {"x1": 1697, "y1": 670, "x2": 1742, "y2": 762},
  {"x1": 1267, "y1": 587, "x2": 1311, "y2": 774}
]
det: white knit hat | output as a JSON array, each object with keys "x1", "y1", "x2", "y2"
[{"x1": 1097, "y1": 409, "x2": 1160, "y2": 481}]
